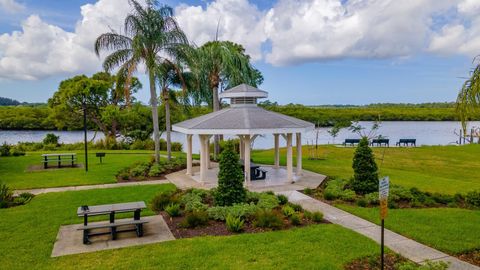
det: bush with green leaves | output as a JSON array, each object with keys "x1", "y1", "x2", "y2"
[
  {"x1": 207, "y1": 203, "x2": 258, "y2": 221},
  {"x1": 130, "y1": 162, "x2": 151, "y2": 178},
  {"x1": 246, "y1": 191, "x2": 261, "y2": 204},
  {"x1": 0, "y1": 142, "x2": 11, "y2": 157},
  {"x1": 396, "y1": 260, "x2": 449, "y2": 270},
  {"x1": 165, "y1": 203, "x2": 181, "y2": 217},
  {"x1": 42, "y1": 133, "x2": 60, "y2": 145},
  {"x1": 357, "y1": 198, "x2": 368, "y2": 207},
  {"x1": 214, "y1": 141, "x2": 246, "y2": 206},
  {"x1": 365, "y1": 192, "x2": 379, "y2": 205},
  {"x1": 257, "y1": 192, "x2": 280, "y2": 209},
  {"x1": 281, "y1": 205, "x2": 295, "y2": 217},
  {"x1": 254, "y1": 209, "x2": 284, "y2": 230},
  {"x1": 340, "y1": 189, "x2": 357, "y2": 201},
  {"x1": 180, "y1": 211, "x2": 209, "y2": 228},
  {"x1": 276, "y1": 194, "x2": 289, "y2": 205},
  {"x1": 290, "y1": 213, "x2": 302, "y2": 225},
  {"x1": 13, "y1": 192, "x2": 35, "y2": 205},
  {"x1": 351, "y1": 137, "x2": 379, "y2": 194},
  {"x1": 226, "y1": 214, "x2": 244, "y2": 232},
  {"x1": 323, "y1": 178, "x2": 348, "y2": 200},
  {"x1": 303, "y1": 188, "x2": 314, "y2": 195},
  {"x1": 181, "y1": 192, "x2": 208, "y2": 212},
  {"x1": 10, "y1": 146, "x2": 25, "y2": 156},
  {"x1": 151, "y1": 191, "x2": 176, "y2": 212},
  {"x1": 465, "y1": 190, "x2": 480, "y2": 208},
  {"x1": 311, "y1": 211, "x2": 323, "y2": 222},
  {"x1": 0, "y1": 183, "x2": 13, "y2": 208}
]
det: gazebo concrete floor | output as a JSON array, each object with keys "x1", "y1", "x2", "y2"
[
  {"x1": 166, "y1": 163, "x2": 327, "y2": 192},
  {"x1": 51, "y1": 215, "x2": 174, "y2": 257}
]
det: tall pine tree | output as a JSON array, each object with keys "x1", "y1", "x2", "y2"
[{"x1": 214, "y1": 140, "x2": 247, "y2": 206}]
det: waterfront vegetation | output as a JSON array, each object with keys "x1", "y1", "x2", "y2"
[
  {"x1": 252, "y1": 144, "x2": 480, "y2": 194},
  {"x1": 0, "y1": 184, "x2": 381, "y2": 269}
]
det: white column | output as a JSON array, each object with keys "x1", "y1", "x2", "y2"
[
  {"x1": 239, "y1": 136, "x2": 245, "y2": 160},
  {"x1": 186, "y1": 134, "x2": 193, "y2": 176},
  {"x1": 296, "y1": 132, "x2": 302, "y2": 177},
  {"x1": 206, "y1": 136, "x2": 211, "y2": 169},
  {"x1": 244, "y1": 135, "x2": 251, "y2": 185},
  {"x1": 274, "y1": 134, "x2": 280, "y2": 168},
  {"x1": 199, "y1": 135, "x2": 207, "y2": 182},
  {"x1": 286, "y1": 133, "x2": 293, "y2": 182}
]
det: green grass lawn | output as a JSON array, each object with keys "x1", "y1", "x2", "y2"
[
  {"x1": 252, "y1": 144, "x2": 480, "y2": 194},
  {"x1": 0, "y1": 184, "x2": 381, "y2": 270},
  {"x1": 0, "y1": 150, "x2": 184, "y2": 190},
  {"x1": 337, "y1": 204, "x2": 480, "y2": 254}
]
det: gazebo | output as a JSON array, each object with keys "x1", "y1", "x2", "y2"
[{"x1": 172, "y1": 84, "x2": 315, "y2": 186}]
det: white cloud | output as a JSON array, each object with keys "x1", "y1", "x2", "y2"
[
  {"x1": 0, "y1": 0, "x2": 25, "y2": 14},
  {"x1": 0, "y1": 0, "x2": 133, "y2": 80},
  {"x1": 175, "y1": 0, "x2": 266, "y2": 60}
]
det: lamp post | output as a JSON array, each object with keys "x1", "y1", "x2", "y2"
[{"x1": 82, "y1": 95, "x2": 88, "y2": 172}]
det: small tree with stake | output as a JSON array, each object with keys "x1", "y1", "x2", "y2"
[
  {"x1": 351, "y1": 137, "x2": 379, "y2": 194},
  {"x1": 214, "y1": 140, "x2": 246, "y2": 206}
]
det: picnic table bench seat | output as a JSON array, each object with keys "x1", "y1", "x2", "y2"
[
  {"x1": 77, "y1": 219, "x2": 148, "y2": 242},
  {"x1": 396, "y1": 139, "x2": 416, "y2": 147},
  {"x1": 371, "y1": 138, "x2": 390, "y2": 147},
  {"x1": 343, "y1": 139, "x2": 360, "y2": 146}
]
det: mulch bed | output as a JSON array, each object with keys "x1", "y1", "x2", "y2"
[
  {"x1": 160, "y1": 212, "x2": 327, "y2": 239},
  {"x1": 344, "y1": 254, "x2": 408, "y2": 270},
  {"x1": 457, "y1": 250, "x2": 480, "y2": 267}
]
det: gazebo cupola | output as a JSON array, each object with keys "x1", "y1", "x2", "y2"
[
  {"x1": 173, "y1": 84, "x2": 315, "y2": 186},
  {"x1": 219, "y1": 84, "x2": 268, "y2": 106}
]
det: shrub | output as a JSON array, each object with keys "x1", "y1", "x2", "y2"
[
  {"x1": 465, "y1": 190, "x2": 480, "y2": 208},
  {"x1": 351, "y1": 137, "x2": 379, "y2": 194},
  {"x1": 0, "y1": 183, "x2": 13, "y2": 208},
  {"x1": 148, "y1": 164, "x2": 164, "y2": 177},
  {"x1": 281, "y1": 205, "x2": 295, "y2": 217},
  {"x1": 254, "y1": 209, "x2": 284, "y2": 230},
  {"x1": 226, "y1": 214, "x2": 244, "y2": 232},
  {"x1": 290, "y1": 213, "x2": 302, "y2": 225},
  {"x1": 116, "y1": 167, "x2": 130, "y2": 180},
  {"x1": 10, "y1": 147, "x2": 25, "y2": 156},
  {"x1": 181, "y1": 192, "x2": 208, "y2": 212},
  {"x1": 390, "y1": 185, "x2": 414, "y2": 202},
  {"x1": 303, "y1": 188, "x2": 314, "y2": 195},
  {"x1": 0, "y1": 142, "x2": 11, "y2": 157},
  {"x1": 180, "y1": 211, "x2": 209, "y2": 228},
  {"x1": 365, "y1": 192, "x2": 380, "y2": 205},
  {"x1": 207, "y1": 203, "x2": 258, "y2": 221},
  {"x1": 257, "y1": 193, "x2": 280, "y2": 209},
  {"x1": 396, "y1": 260, "x2": 449, "y2": 270},
  {"x1": 165, "y1": 203, "x2": 181, "y2": 217},
  {"x1": 42, "y1": 133, "x2": 60, "y2": 145},
  {"x1": 214, "y1": 141, "x2": 246, "y2": 206},
  {"x1": 311, "y1": 211, "x2": 324, "y2": 222},
  {"x1": 323, "y1": 178, "x2": 348, "y2": 200},
  {"x1": 276, "y1": 194, "x2": 289, "y2": 205},
  {"x1": 13, "y1": 192, "x2": 35, "y2": 205},
  {"x1": 357, "y1": 198, "x2": 368, "y2": 207},
  {"x1": 340, "y1": 189, "x2": 356, "y2": 202},
  {"x1": 151, "y1": 191, "x2": 175, "y2": 212},
  {"x1": 130, "y1": 162, "x2": 150, "y2": 178},
  {"x1": 287, "y1": 202, "x2": 303, "y2": 212}
]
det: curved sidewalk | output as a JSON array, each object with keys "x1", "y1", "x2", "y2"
[{"x1": 277, "y1": 190, "x2": 479, "y2": 270}]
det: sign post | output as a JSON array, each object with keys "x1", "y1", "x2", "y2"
[{"x1": 379, "y1": 176, "x2": 389, "y2": 270}]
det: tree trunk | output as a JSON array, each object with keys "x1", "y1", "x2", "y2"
[
  {"x1": 149, "y1": 70, "x2": 160, "y2": 164},
  {"x1": 164, "y1": 88, "x2": 172, "y2": 161},
  {"x1": 212, "y1": 85, "x2": 220, "y2": 160}
]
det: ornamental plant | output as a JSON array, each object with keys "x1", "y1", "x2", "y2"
[
  {"x1": 351, "y1": 137, "x2": 379, "y2": 194},
  {"x1": 214, "y1": 141, "x2": 247, "y2": 206}
]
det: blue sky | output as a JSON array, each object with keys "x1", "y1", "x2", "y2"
[{"x1": 0, "y1": 0, "x2": 478, "y2": 105}]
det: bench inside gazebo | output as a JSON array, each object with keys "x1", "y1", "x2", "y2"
[{"x1": 172, "y1": 84, "x2": 315, "y2": 187}]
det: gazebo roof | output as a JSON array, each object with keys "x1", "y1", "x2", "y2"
[
  {"x1": 219, "y1": 84, "x2": 268, "y2": 99},
  {"x1": 172, "y1": 105, "x2": 314, "y2": 135}
]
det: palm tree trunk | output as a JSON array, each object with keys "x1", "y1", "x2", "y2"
[
  {"x1": 212, "y1": 85, "x2": 220, "y2": 160},
  {"x1": 164, "y1": 88, "x2": 172, "y2": 161},
  {"x1": 149, "y1": 70, "x2": 160, "y2": 164}
]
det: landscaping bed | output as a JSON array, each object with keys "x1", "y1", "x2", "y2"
[
  {"x1": 151, "y1": 188, "x2": 325, "y2": 237},
  {"x1": 458, "y1": 250, "x2": 480, "y2": 267},
  {"x1": 344, "y1": 254, "x2": 449, "y2": 270},
  {"x1": 116, "y1": 157, "x2": 187, "y2": 182}
]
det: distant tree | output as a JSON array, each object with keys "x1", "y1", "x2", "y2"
[
  {"x1": 456, "y1": 56, "x2": 480, "y2": 139},
  {"x1": 351, "y1": 137, "x2": 379, "y2": 194},
  {"x1": 328, "y1": 120, "x2": 351, "y2": 144},
  {"x1": 214, "y1": 140, "x2": 247, "y2": 206},
  {"x1": 42, "y1": 133, "x2": 60, "y2": 146},
  {"x1": 0, "y1": 97, "x2": 20, "y2": 106}
]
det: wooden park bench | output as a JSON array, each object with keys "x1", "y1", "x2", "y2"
[
  {"x1": 41, "y1": 153, "x2": 77, "y2": 169},
  {"x1": 343, "y1": 139, "x2": 360, "y2": 146},
  {"x1": 396, "y1": 139, "x2": 416, "y2": 147},
  {"x1": 371, "y1": 138, "x2": 389, "y2": 147},
  {"x1": 77, "y1": 201, "x2": 148, "y2": 244}
]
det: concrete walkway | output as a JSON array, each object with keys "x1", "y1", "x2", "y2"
[
  {"x1": 14, "y1": 179, "x2": 170, "y2": 196},
  {"x1": 278, "y1": 190, "x2": 479, "y2": 270}
]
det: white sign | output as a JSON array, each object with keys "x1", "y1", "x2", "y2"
[{"x1": 379, "y1": 176, "x2": 390, "y2": 199}]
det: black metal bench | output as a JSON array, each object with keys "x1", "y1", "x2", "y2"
[
  {"x1": 253, "y1": 168, "x2": 267, "y2": 180},
  {"x1": 343, "y1": 139, "x2": 360, "y2": 146},
  {"x1": 396, "y1": 139, "x2": 416, "y2": 147},
  {"x1": 371, "y1": 138, "x2": 389, "y2": 147},
  {"x1": 41, "y1": 153, "x2": 77, "y2": 169},
  {"x1": 77, "y1": 219, "x2": 148, "y2": 244}
]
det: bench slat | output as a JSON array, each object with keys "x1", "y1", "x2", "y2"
[{"x1": 78, "y1": 219, "x2": 148, "y2": 230}]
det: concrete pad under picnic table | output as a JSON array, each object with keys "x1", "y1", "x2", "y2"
[{"x1": 51, "y1": 215, "x2": 175, "y2": 257}]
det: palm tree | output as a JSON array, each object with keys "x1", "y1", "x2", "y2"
[
  {"x1": 94, "y1": 0, "x2": 188, "y2": 163},
  {"x1": 188, "y1": 41, "x2": 263, "y2": 158},
  {"x1": 456, "y1": 56, "x2": 480, "y2": 142}
]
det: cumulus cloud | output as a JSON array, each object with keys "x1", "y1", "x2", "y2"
[
  {"x1": 0, "y1": 0, "x2": 133, "y2": 80},
  {"x1": 0, "y1": 0, "x2": 25, "y2": 14},
  {"x1": 175, "y1": 0, "x2": 266, "y2": 60}
]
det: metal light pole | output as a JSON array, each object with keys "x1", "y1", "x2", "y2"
[{"x1": 82, "y1": 95, "x2": 88, "y2": 172}]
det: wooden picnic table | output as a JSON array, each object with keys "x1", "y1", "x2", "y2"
[
  {"x1": 77, "y1": 201, "x2": 147, "y2": 244},
  {"x1": 41, "y1": 153, "x2": 76, "y2": 169}
]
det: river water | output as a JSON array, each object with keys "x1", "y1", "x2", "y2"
[{"x1": 1, "y1": 121, "x2": 479, "y2": 153}]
